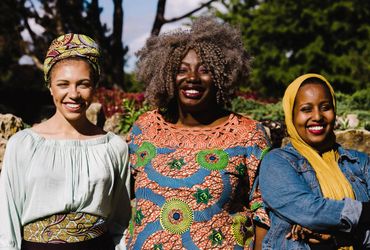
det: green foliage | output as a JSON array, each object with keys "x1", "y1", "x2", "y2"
[
  {"x1": 231, "y1": 97, "x2": 284, "y2": 121},
  {"x1": 218, "y1": 0, "x2": 370, "y2": 97},
  {"x1": 336, "y1": 89, "x2": 370, "y2": 129},
  {"x1": 118, "y1": 98, "x2": 150, "y2": 134},
  {"x1": 231, "y1": 88, "x2": 369, "y2": 129}
]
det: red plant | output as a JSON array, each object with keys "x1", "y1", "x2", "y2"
[
  {"x1": 236, "y1": 90, "x2": 278, "y2": 103},
  {"x1": 94, "y1": 87, "x2": 145, "y2": 117}
]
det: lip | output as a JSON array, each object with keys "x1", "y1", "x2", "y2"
[
  {"x1": 306, "y1": 124, "x2": 326, "y2": 135},
  {"x1": 63, "y1": 102, "x2": 84, "y2": 112},
  {"x1": 180, "y1": 85, "x2": 205, "y2": 99}
]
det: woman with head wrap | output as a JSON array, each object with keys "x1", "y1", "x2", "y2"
[
  {"x1": 259, "y1": 73, "x2": 370, "y2": 249},
  {"x1": 125, "y1": 17, "x2": 271, "y2": 249},
  {"x1": 0, "y1": 34, "x2": 130, "y2": 250}
]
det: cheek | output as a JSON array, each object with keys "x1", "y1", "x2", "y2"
[
  {"x1": 84, "y1": 89, "x2": 95, "y2": 101},
  {"x1": 327, "y1": 112, "x2": 336, "y2": 123},
  {"x1": 175, "y1": 75, "x2": 185, "y2": 85}
]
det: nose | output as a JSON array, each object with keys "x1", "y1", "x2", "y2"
[
  {"x1": 186, "y1": 71, "x2": 200, "y2": 83},
  {"x1": 312, "y1": 108, "x2": 323, "y2": 121},
  {"x1": 68, "y1": 85, "x2": 80, "y2": 99}
]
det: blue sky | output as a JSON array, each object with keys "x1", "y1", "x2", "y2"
[{"x1": 101, "y1": 0, "x2": 224, "y2": 72}]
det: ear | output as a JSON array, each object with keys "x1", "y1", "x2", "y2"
[{"x1": 49, "y1": 86, "x2": 53, "y2": 96}]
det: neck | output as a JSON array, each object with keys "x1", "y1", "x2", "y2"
[
  {"x1": 311, "y1": 133, "x2": 337, "y2": 155},
  {"x1": 176, "y1": 107, "x2": 230, "y2": 127},
  {"x1": 48, "y1": 111, "x2": 97, "y2": 136}
]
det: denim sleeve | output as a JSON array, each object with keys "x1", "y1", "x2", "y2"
[{"x1": 259, "y1": 149, "x2": 361, "y2": 232}]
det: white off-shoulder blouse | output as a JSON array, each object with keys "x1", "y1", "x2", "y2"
[{"x1": 0, "y1": 129, "x2": 130, "y2": 250}]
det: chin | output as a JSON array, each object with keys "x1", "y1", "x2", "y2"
[{"x1": 309, "y1": 139, "x2": 335, "y2": 153}]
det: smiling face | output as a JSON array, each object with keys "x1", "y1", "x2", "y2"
[
  {"x1": 49, "y1": 59, "x2": 95, "y2": 122},
  {"x1": 175, "y1": 49, "x2": 217, "y2": 113},
  {"x1": 293, "y1": 82, "x2": 336, "y2": 152}
]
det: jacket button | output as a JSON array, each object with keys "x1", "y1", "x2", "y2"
[{"x1": 350, "y1": 175, "x2": 356, "y2": 182}]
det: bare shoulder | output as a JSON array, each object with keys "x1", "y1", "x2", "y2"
[{"x1": 31, "y1": 119, "x2": 53, "y2": 135}]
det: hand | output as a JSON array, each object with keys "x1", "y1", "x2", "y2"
[{"x1": 286, "y1": 224, "x2": 333, "y2": 243}]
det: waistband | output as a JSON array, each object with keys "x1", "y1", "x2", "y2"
[{"x1": 23, "y1": 213, "x2": 107, "y2": 243}]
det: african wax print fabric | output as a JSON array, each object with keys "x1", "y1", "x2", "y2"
[
  {"x1": 43, "y1": 33, "x2": 100, "y2": 82},
  {"x1": 126, "y1": 110, "x2": 270, "y2": 249},
  {"x1": 23, "y1": 213, "x2": 107, "y2": 243}
]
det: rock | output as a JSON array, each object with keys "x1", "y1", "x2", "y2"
[
  {"x1": 346, "y1": 114, "x2": 360, "y2": 128},
  {"x1": 261, "y1": 120, "x2": 287, "y2": 149},
  {"x1": 103, "y1": 113, "x2": 123, "y2": 135},
  {"x1": 0, "y1": 113, "x2": 25, "y2": 172},
  {"x1": 336, "y1": 114, "x2": 360, "y2": 129},
  {"x1": 86, "y1": 102, "x2": 105, "y2": 128},
  {"x1": 281, "y1": 129, "x2": 369, "y2": 155},
  {"x1": 335, "y1": 129, "x2": 369, "y2": 155},
  {"x1": 0, "y1": 138, "x2": 7, "y2": 172},
  {"x1": 0, "y1": 113, "x2": 24, "y2": 139}
]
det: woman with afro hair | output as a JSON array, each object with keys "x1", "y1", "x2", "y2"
[{"x1": 126, "y1": 16, "x2": 270, "y2": 250}]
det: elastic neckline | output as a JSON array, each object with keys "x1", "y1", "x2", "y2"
[{"x1": 25, "y1": 128, "x2": 114, "y2": 146}]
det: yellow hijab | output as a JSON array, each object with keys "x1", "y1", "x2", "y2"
[{"x1": 283, "y1": 73, "x2": 354, "y2": 200}]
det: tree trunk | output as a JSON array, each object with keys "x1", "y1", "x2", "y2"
[
  {"x1": 151, "y1": 0, "x2": 166, "y2": 36},
  {"x1": 111, "y1": 0, "x2": 124, "y2": 88},
  {"x1": 151, "y1": 0, "x2": 218, "y2": 36}
]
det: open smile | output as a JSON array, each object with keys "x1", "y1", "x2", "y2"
[
  {"x1": 63, "y1": 102, "x2": 84, "y2": 112},
  {"x1": 307, "y1": 125, "x2": 326, "y2": 135},
  {"x1": 180, "y1": 85, "x2": 205, "y2": 99}
]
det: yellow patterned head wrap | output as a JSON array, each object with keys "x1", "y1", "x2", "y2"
[
  {"x1": 283, "y1": 73, "x2": 354, "y2": 202},
  {"x1": 44, "y1": 33, "x2": 100, "y2": 84}
]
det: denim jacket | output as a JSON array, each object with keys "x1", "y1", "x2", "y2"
[{"x1": 260, "y1": 143, "x2": 370, "y2": 249}]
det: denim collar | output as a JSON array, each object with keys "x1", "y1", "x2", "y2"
[{"x1": 283, "y1": 143, "x2": 359, "y2": 162}]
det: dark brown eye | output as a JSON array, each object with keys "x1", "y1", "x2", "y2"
[{"x1": 198, "y1": 66, "x2": 209, "y2": 74}]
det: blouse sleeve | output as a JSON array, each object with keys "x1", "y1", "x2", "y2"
[
  {"x1": 107, "y1": 136, "x2": 131, "y2": 250},
  {"x1": 259, "y1": 148, "x2": 362, "y2": 232},
  {"x1": 247, "y1": 124, "x2": 271, "y2": 227},
  {"x1": 0, "y1": 135, "x2": 26, "y2": 250}
]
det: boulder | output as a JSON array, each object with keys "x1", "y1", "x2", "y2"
[
  {"x1": 281, "y1": 129, "x2": 369, "y2": 155},
  {"x1": 0, "y1": 113, "x2": 25, "y2": 172},
  {"x1": 103, "y1": 113, "x2": 123, "y2": 135},
  {"x1": 335, "y1": 129, "x2": 369, "y2": 155},
  {"x1": 0, "y1": 113, "x2": 24, "y2": 140},
  {"x1": 86, "y1": 102, "x2": 105, "y2": 128}
]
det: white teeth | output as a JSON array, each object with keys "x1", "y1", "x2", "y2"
[
  {"x1": 309, "y1": 126, "x2": 323, "y2": 131},
  {"x1": 65, "y1": 103, "x2": 80, "y2": 108},
  {"x1": 185, "y1": 89, "x2": 200, "y2": 94}
]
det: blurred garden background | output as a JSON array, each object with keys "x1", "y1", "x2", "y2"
[{"x1": 0, "y1": 0, "x2": 369, "y2": 137}]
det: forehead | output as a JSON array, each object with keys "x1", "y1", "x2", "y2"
[
  {"x1": 180, "y1": 49, "x2": 200, "y2": 63},
  {"x1": 51, "y1": 58, "x2": 92, "y2": 73},
  {"x1": 296, "y1": 82, "x2": 332, "y2": 102}
]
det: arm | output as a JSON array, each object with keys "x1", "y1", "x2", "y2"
[
  {"x1": 259, "y1": 149, "x2": 362, "y2": 232},
  {"x1": 248, "y1": 124, "x2": 271, "y2": 228},
  {"x1": 254, "y1": 223, "x2": 268, "y2": 250},
  {"x1": 108, "y1": 138, "x2": 131, "y2": 250},
  {"x1": 0, "y1": 137, "x2": 24, "y2": 250}
]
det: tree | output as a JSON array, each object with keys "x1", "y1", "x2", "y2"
[
  {"x1": 218, "y1": 0, "x2": 370, "y2": 97},
  {"x1": 151, "y1": 0, "x2": 219, "y2": 36},
  {"x1": 0, "y1": 0, "x2": 127, "y2": 89},
  {"x1": 0, "y1": 0, "x2": 25, "y2": 86}
]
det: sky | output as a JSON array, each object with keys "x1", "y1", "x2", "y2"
[
  {"x1": 106, "y1": 0, "x2": 225, "y2": 72},
  {"x1": 20, "y1": 0, "x2": 225, "y2": 72}
]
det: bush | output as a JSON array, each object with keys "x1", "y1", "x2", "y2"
[
  {"x1": 118, "y1": 98, "x2": 150, "y2": 134},
  {"x1": 231, "y1": 96, "x2": 284, "y2": 122},
  {"x1": 94, "y1": 87, "x2": 369, "y2": 133}
]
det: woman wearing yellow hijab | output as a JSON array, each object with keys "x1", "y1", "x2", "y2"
[{"x1": 259, "y1": 73, "x2": 370, "y2": 249}]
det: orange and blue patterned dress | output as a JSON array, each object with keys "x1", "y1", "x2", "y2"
[{"x1": 126, "y1": 110, "x2": 270, "y2": 249}]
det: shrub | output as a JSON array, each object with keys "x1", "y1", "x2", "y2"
[{"x1": 231, "y1": 96, "x2": 284, "y2": 122}]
